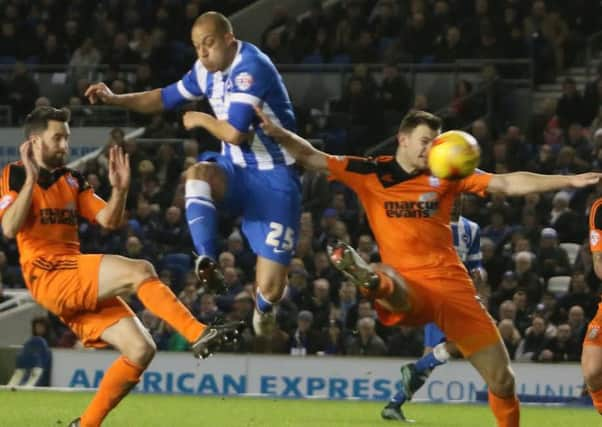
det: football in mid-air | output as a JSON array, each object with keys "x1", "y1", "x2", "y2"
[{"x1": 428, "y1": 130, "x2": 481, "y2": 179}]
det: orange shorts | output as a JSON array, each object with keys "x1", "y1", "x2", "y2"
[
  {"x1": 374, "y1": 267, "x2": 500, "y2": 357},
  {"x1": 23, "y1": 254, "x2": 133, "y2": 348},
  {"x1": 584, "y1": 303, "x2": 602, "y2": 347}
]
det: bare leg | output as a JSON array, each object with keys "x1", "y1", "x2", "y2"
[
  {"x1": 468, "y1": 340, "x2": 519, "y2": 427},
  {"x1": 253, "y1": 256, "x2": 288, "y2": 336},
  {"x1": 582, "y1": 345, "x2": 602, "y2": 414},
  {"x1": 79, "y1": 317, "x2": 155, "y2": 427}
]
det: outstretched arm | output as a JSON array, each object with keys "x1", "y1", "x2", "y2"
[
  {"x1": 487, "y1": 172, "x2": 602, "y2": 196},
  {"x1": 254, "y1": 106, "x2": 328, "y2": 172},
  {"x1": 85, "y1": 83, "x2": 165, "y2": 114}
]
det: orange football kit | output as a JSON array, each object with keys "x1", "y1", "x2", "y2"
[
  {"x1": 585, "y1": 198, "x2": 602, "y2": 347},
  {"x1": 0, "y1": 162, "x2": 133, "y2": 347},
  {"x1": 327, "y1": 155, "x2": 500, "y2": 356}
]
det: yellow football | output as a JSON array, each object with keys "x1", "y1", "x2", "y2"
[{"x1": 428, "y1": 130, "x2": 481, "y2": 179}]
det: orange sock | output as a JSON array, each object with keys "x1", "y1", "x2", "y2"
[
  {"x1": 590, "y1": 388, "x2": 602, "y2": 414},
  {"x1": 488, "y1": 390, "x2": 520, "y2": 427},
  {"x1": 80, "y1": 356, "x2": 144, "y2": 427},
  {"x1": 137, "y1": 277, "x2": 205, "y2": 342}
]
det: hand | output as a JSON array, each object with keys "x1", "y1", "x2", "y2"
[
  {"x1": 108, "y1": 145, "x2": 130, "y2": 192},
  {"x1": 570, "y1": 172, "x2": 602, "y2": 188},
  {"x1": 254, "y1": 105, "x2": 287, "y2": 139},
  {"x1": 84, "y1": 82, "x2": 116, "y2": 105},
  {"x1": 182, "y1": 111, "x2": 205, "y2": 130},
  {"x1": 19, "y1": 140, "x2": 39, "y2": 182}
]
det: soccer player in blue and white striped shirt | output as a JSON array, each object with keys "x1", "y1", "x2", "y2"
[{"x1": 86, "y1": 12, "x2": 300, "y2": 335}]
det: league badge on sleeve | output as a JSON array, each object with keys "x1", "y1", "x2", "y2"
[
  {"x1": 591, "y1": 230, "x2": 600, "y2": 246},
  {"x1": 0, "y1": 194, "x2": 14, "y2": 210},
  {"x1": 235, "y1": 72, "x2": 254, "y2": 91}
]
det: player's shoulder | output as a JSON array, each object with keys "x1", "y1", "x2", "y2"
[
  {"x1": 591, "y1": 197, "x2": 602, "y2": 229},
  {"x1": 460, "y1": 215, "x2": 480, "y2": 231},
  {"x1": 591, "y1": 197, "x2": 602, "y2": 212},
  {"x1": 341, "y1": 155, "x2": 381, "y2": 175},
  {"x1": 2, "y1": 161, "x2": 26, "y2": 190},
  {"x1": 236, "y1": 42, "x2": 276, "y2": 72}
]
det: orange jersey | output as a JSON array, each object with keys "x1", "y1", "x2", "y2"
[
  {"x1": 327, "y1": 155, "x2": 492, "y2": 274},
  {"x1": 590, "y1": 198, "x2": 602, "y2": 253},
  {"x1": 0, "y1": 162, "x2": 106, "y2": 264}
]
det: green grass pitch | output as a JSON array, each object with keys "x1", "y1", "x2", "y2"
[{"x1": 1, "y1": 389, "x2": 600, "y2": 426}]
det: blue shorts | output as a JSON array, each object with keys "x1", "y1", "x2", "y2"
[
  {"x1": 424, "y1": 322, "x2": 446, "y2": 348},
  {"x1": 199, "y1": 153, "x2": 301, "y2": 265}
]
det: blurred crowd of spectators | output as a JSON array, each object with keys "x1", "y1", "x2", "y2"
[
  {"x1": 261, "y1": 0, "x2": 599, "y2": 81},
  {"x1": 3, "y1": 60, "x2": 602, "y2": 361},
  {"x1": 1, "y1": 0, "x2": 602, "y2": 362}
]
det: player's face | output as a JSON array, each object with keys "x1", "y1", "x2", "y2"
[
  {"x1": 398, "y1": 124, "x2": 439, "y2": 170},
  {"x1": 191, "y1": 23, "x2": 235, "y2": 72},
  {"x1": 34, "y1": 120, "x2": 70, "y2": 169}
]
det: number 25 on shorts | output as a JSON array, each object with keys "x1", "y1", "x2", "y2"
[{"x1": 265, "y1": 222, "x2": 295, "y2": 253}]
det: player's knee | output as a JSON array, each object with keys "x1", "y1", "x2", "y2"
[
  {"x1": 185, "y1": 161, "x2": 217, "y2": 181},
  {"x1": 124, "y1": 335, "x2": 156, "y2": 367},
  {"x1": 488, "y1": 366, "x2": 516, "y2": 397},
  {"x1": 257, "y1": 280, "x2": 287, "y2": 302},
  {"x1": 131, "y1": 260, "x2": 158, "y2": 290},
  {"x1": 583, "y1": 363, "x2": 602, "y2": 390}
]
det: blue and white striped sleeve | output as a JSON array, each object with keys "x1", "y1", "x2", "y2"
[
  {"x1": 465, "y1": 222, "x2": 483, "y2": 271},
  {"x1": 227, "y1": 60, "x2": 274, "y2": 132},
  {"x1": 161, "y1": 62, "x2": 204, "y2": 110}
]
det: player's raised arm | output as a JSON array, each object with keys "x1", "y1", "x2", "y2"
[
  {"x1": 0, "y1": 141, "x2": 38, "y2": 239},
  {"x1": 85, "y1": 82, "x2": 165, "y2": 114},
  {"x1": 254, "y1": 106, "x2": 328, "y2": 172},
  {"x1": 486, "y1": 171, "x2": 602, "y2": 196},
  {"x1": 94, "y1": 146, "x2": 129, "y2": 229}
]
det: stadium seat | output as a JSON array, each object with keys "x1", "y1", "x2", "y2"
[
  {"x1": 301, "y1": 54, "x2": 324, "y2": 64},
  {"x1": 559, "y1": 242, "x2": 580, "y2": 266},
  {"x1": 330, "y1": 53, "x2": 350, "y2": 64},
  {"x1": 547, "y1": 276, "x2": 572, "y2": 297}
]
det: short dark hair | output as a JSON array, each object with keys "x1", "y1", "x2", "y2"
[
  {"x1": 195, "y1": 11, "x2": 233, "y2": 35},
  {"x1": 24, "y1": 106, "x2": 70, "y2": 138},
  {"x1": 398, "y1": 110, "x2": 442, "y2": 134}
]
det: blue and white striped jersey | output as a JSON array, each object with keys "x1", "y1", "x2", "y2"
[
  {"x1": 161, "y1": 41, "x2": 296, "y2": 170},
  {"x1": 451, "y1": 215, "x2": 483, "y2": 271}
]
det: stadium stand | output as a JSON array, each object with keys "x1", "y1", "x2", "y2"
[{"x1": 0, "y1": 0, "x2": 601, "y2": 365}]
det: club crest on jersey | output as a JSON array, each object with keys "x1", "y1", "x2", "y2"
[
  {"x1": 67, "y1": 174, "x2": 79, "y2": 190},
  {"x1": 429, "y1": 176, "x2": 440, "y2": 187},
  {"x1": 591, "y1": 230, "x2": 600, "y2": 246},
  {"x1": 0, "y1": 194, "x2": 14, "y2": 210},
  {"x1": 234, "y1": 72, "x2": 253, "y2": 91},
  {"x1": 588, "y1": 326, "x2": 600, "y2": 340}
]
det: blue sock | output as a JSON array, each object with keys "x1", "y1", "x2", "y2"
[
  {"x1": 185, "y1": 180, "x2": 218, "y2": 259},
  {"x1": 388, "y1": 390, "x2": 406, "y2": 408},
  {"x1": 256, "y1": 290, "x2": 273, "y2": 314},
  {"x1": 414, "y1": 351, "x2": 446, "y2": 374}
]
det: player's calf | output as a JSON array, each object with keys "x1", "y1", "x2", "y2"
[{"x1": 185, "y1": 162, "x2": 227, "y2": 280}]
